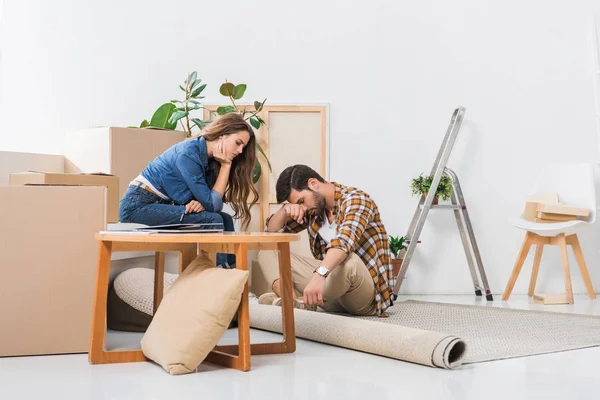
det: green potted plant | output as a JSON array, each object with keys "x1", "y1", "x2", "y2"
[
  {"x1": 389, "y1": 235, "x2": 407, "y2": 276},
  {"x1": 136, "y1": 71, "x2": 270, "y2": 184},
  {"x1": 410, "y1": 174, "x2": 453, "y2": 205}
]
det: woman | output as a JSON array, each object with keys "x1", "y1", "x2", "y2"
[{"x1": 119, "y1": 113, "x2": 258, "y2": 268}]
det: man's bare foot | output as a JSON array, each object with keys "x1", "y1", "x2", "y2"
[
  {"x1": 272, "y1": 279, "x2": 302, "y2": 299},
  {"x1": 272, "y1": 279, "x2": 282, "y2": 297}
]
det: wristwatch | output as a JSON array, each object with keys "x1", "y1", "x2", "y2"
[{"x1": 314, "y1": 266, "x2": 330, "y2": 278}]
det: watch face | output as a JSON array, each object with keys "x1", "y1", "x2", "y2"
[{"x1": 317, "y1": 266, "x2": 328, "y2": 276}]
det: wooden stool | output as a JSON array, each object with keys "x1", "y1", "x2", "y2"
[{"x1": 502, "y1": 231, "x2": 596, "y2": 304}]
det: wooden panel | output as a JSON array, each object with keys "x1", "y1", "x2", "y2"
[{"x1": 267, "y1": 111, "x2": 325, "y2": 203}]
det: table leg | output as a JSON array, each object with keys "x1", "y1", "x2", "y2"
[
  {"x1": 89, "y1": 240, "x2": 147, "y2": 364},
  {"x1": 206, "y1": 243, "x2": 252, "y2": 371},
  {"x1": 276, "y1": 242, "x2": 296, "y2": 353},
  {"x1": 214, "y1": 242, "x2": 296, "y2": 356},
  {"x1": 153, "y1": 252, "x2": 165, "y2": 314}
]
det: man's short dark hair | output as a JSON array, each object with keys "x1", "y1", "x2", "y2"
[{"x1": 276, "y1": 164, "x2": 325, "y2": 203}]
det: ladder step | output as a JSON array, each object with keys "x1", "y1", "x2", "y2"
[{"x1": 419, "y1": 204, "x2": 465, "y2": 210}]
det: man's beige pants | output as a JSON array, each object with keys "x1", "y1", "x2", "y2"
[{"x1": 257, "y1": 251, "x2": 377, "y2": 316}]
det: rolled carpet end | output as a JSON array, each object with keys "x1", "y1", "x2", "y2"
[{"x1": 249, "y1": 302, "x2": 467, "y2": 369}]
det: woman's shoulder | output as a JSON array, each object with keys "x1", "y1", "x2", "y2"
[{"x1": 176, "y1": 136, "x2": 207, "y2": 163}]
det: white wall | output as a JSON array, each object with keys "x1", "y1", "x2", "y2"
[{"x1": 2, "y1": 0, "x2": 600, "y2": 294}]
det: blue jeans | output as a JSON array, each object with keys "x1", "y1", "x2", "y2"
[{"x1": 119, "y1": 185, "x2": 236, "y2": 268}]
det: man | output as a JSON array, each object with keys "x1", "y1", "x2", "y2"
[{"x1": 259, "y1": 164, "x2": 395, "y2": 316}]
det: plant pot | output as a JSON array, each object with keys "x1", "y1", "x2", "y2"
[
  {"x1": 391, "y1": 258, "x2": 403, "y2": 277},
  {"x1": 421, "y1": 194, "x2": 439, "y2": 205}
]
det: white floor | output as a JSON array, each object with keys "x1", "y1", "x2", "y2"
[{"x1": 1, "y1": 295, "x2": 599, "y2": 400}]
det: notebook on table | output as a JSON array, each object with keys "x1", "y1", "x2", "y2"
[{"x1": 135, "y1": 223, "x2": 224, "y2": 234}]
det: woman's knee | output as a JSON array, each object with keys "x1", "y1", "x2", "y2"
[{"x1": 195, "y1": 211, "x2": 224, "y2": 224}]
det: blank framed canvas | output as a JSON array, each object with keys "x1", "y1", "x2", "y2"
[{"x1": 203, "y1": 104, "x2": 329, "y2": 229}]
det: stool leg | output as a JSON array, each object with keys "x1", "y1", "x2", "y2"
[
  {"x1": 503, "y1": 232, "x2": 533, "y2": 301},
  {"x1": 528, "y1": 244, "x2": 544, "y2": 296},
  {"x1": 570, "y1": 235, "x2": 596, "y2": 300},
  {"x1": 557, "y1": 234, "x2": 574, "y2": 304}
]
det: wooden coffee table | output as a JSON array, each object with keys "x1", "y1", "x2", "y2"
[{"x1": 89, "y1": 231, "x2": 300, "y2": 371}]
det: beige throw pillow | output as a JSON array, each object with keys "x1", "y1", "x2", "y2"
[{"x1": 141, "y1": 254, "x2": 248, "y2": 375}]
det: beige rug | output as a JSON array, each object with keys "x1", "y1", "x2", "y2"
[
  {"x1": 249, "y1": 300, "x2": 600, "y2": 367},
  {"x1": 363, "y1": 300, "x2": 600, "y2": 363}
]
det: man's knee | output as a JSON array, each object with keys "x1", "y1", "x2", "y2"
[{"x1": 328, "y1": 253, "x2": 362, "y2": 280}]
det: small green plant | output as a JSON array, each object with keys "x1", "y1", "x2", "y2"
[
  {"x1": 135, "y1": 72, "x2": 271, "y2": 184},
  {"x1": 389, "y1": 235, "x2": 407, "y2": 259},
  {"x1": 410, "y1": 174, "x2": 453, "y2": 201}
]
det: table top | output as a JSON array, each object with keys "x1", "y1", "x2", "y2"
[{"x1": 95, "y1": 231, "x2": 300, "y2": 243}]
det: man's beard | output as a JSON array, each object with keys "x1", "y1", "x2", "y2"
[{"x1": 312, "y1": 191, "x2": 326, "y2": 217}]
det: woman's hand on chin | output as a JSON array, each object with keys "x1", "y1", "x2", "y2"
[{"x1": 213, "y1": 137, "x2": 233, "y2": 165}]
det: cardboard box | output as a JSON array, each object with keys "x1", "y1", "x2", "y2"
[
  {"x1": 9, "y1": 171, "x2": 119, "y2": 222},
  {"x1": 0, "y1": 151, "x2": 64, "y2": 185},
  {"x1": 0, "y1": 186, "x2": 106, "y2": 356},
  {"x1": 64, "y1": 127, "x2": 187, "y2": 200},
  {"x1": 523, "y1": 193, "x2": 559, "y2": 221},
  {"x1": 523, "y1": 192, "x2": 590, "y2": 222}
]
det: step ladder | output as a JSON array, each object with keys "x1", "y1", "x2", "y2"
[{"x1": 392, "y1": 107, "x2": 493, "y2": 301}]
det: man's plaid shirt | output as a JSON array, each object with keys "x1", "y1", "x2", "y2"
[{"x1": 267, "y1": 182, "x2": 395, "y2": 315}]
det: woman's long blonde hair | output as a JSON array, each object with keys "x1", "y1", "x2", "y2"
[{"x1": 196, "y1": 113, "x2": 258, "y2": 229}]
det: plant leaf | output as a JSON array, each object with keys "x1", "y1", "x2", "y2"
[
  {"x1": 187, "y1": 71, "x2": 197, "y2": 86},
  {"x1": 191, "y1": 84, "x2": 207, "y2": 97},
  {"x1": 216, "y1": 106, "x2": 236, "y2": 115},
  {"x1": 254, "y1": 98, "x2": 267, "y2": 112},
  {"x1": 186, "y1": 99, "x2": 202, "y2": 105},
  {"x1": 150, "y1": 103, "x2": 177, "y2": 130},
  {"x1": 249, "y1": 117, "x2": 260, "y2": 130},
  {"x1": 190, "y1": 78, "x2": 202, "y2": 89},
  {"x1": 219, "y1": 82, "x2": 235, "y2": 97},
  {"x1": 179, "y1": 85, "x2": 186, "y2": 92},
  {"x1": 255, "y1": 142, "x2": 272, "y2": 171},
  {"x1": 252, "y1": 160, "x2": 262, "y2": 184},
  {"x1": 190, "y1": 118, "x2": 211, "y2": 130},
  {"x1": 232, "y1": 84, "x2": 247, "y2": 100},
  {"x1": 140, "y1": 119, "x2": 150, "y2": 128},
  {"x1": 168, "y1": 111, "x2": 189, "y2": 125},
  {"x1": 257, "y1": 116, "x2": 265, "y2": 125}
]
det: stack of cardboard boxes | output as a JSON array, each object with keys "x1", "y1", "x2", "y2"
[
  {"x1": 0, "y1": 128, "x2": 185, "y2": 357},
  {"x1": 523, "y1": 193, "x2": 590, "y2": 223}
]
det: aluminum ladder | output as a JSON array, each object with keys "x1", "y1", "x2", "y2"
[{"x1": 391, "y1": 107, "x2": 493, "y2": 301}]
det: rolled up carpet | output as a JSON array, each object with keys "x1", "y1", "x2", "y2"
[{"x1": 249, "y1": 302, "x2": 467, "y2": 369}]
